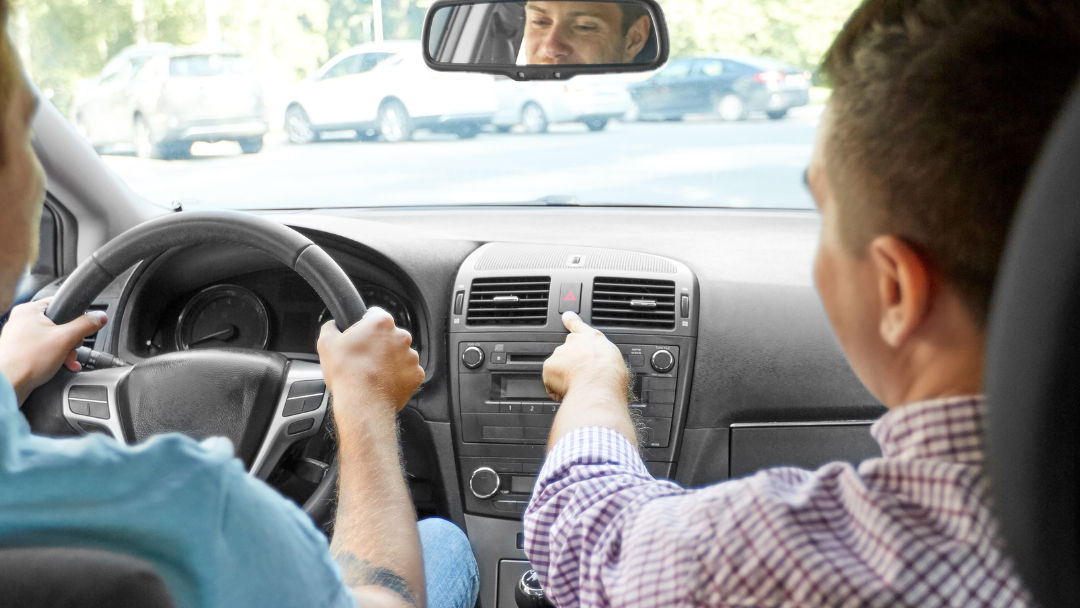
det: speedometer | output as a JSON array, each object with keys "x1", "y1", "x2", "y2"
[
  {"x1": 318, "y1": 286, "x2": 414, "y2": 335},
  {"x1": 176, "y1": 285, "x2": 270, "y2": 351}
]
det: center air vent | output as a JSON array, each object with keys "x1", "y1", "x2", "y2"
[
  {"x1": 591, "y1": 277, "x2": 676, "y2": 330},
  {"x1": 467, "y1": 277, "x2": 551, "y2": 326}
]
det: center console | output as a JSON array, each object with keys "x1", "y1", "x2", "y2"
[{"x1": 449, "y1": 243, "x2": 697, "y2": 607}]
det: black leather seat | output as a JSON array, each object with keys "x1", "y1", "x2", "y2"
[
  {"x1": 984, "y1": 81, "x2": 1080, "y2": 605},
  {"x1": 0, "y1": 547, "x2": 176, "y2": 608}
]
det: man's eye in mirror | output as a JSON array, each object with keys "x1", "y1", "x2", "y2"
[{"x1": 425, "y1": 0, "x2": 662, "y2": 73}]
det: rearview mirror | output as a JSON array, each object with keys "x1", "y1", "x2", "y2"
[{"x1": 422, "y1": 0, "x2": 668, "y2": 81}]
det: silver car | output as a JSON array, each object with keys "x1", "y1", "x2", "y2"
[{"x1": 74, "y1": 44, "x2": 269, "y2": 159}]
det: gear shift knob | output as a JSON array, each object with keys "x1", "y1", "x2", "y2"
[{"x1": 514, "y1": 569, "x2": 555, "y2": 608}]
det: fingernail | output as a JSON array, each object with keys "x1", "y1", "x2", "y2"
[{"x1": 88, "y1": 311, "x2": 107, "y2": 326}]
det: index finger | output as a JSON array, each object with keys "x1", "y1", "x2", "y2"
[{"x1": 562, "y1": 311, "x2": 600, "y2": 335}]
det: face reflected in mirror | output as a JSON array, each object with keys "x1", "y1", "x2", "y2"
[{"x1": 522, "y1": 1, "x2": 651, "y2": 64}]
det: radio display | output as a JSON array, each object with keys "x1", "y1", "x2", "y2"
[{"x1": 492, "y1": 374, "x2": 552, "y2": 401}]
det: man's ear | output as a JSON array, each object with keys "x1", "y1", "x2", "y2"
[
  {"x1": 870, "y1": 235, "x2": 932, "y2": 348},
  {"x1": 623, "y1": 15, "x2": 650, "y2": 61}
]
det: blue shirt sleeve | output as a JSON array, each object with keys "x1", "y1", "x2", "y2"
[{"x1": 0, "y1": 374, "x2": 356, "y2": 608}]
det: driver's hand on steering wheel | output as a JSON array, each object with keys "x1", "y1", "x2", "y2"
[
  {"x1": 317, "y1": 307, "x2": 424, "y2": 433},
  {"x1": 0, "y1": 298, "x2": 108, "y2": 406}
]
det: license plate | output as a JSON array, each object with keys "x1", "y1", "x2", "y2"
[{"x1": 786, "y1": 75, "x2": 806, "y2": 86}]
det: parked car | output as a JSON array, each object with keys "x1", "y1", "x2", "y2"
[
  {"x1": 491, "y1": 74, "x2": 634, "y2": 134},
  {"x1": 73, "y1": 44, "x2": 269, "y2": 159},
  {"x1": 284, "y1": 41, "x2": 497, "y2": 143},
  {"x1": 628, "y1": 54, "x2": 812, "y2": 121}
]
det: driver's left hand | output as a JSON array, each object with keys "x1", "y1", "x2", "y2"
[{"x1": 0, "y1": 298, "x2": 107, "y2": 405}]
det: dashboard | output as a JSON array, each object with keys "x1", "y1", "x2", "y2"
[{"x1": 29, "y1": 206, "x2": 887, "y2": 608}]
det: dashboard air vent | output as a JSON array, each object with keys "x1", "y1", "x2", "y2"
[
  {"x1": 467, "y1": 277, "x2": 551, "y2": 326},
  {"x1": 591, "y1": 277, "x2": 676, "y2": 330}
]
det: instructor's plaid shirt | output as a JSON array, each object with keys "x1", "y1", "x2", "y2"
[{"x1": 524, "y1": 396, "x2": 1031, "y2": 607}]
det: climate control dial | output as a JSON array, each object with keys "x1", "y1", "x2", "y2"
[{"x1": 469, "y1": 467, "x2": 501, "y2": 499}]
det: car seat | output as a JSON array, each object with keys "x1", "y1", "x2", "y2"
[
  {"x1": 984, "y1": 79, "x2": 1080, "y2": 606},
  {"x1": 0, "y1": 547, "x2": 176, "y2": 608}
]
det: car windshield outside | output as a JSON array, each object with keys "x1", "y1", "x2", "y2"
[{"x1": 16, "y1": 0, "x2": 858, "y2": 211}]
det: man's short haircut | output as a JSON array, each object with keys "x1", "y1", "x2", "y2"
[
  {"x1": 822, "y1": 0, "x2": 1080, "y2": 326},
  {"x1": 617, "y1": 1, "x2": 649, "y2": 35},
  {"x1": 0, "y1": 0, "x2": 13, "y2": 164}
]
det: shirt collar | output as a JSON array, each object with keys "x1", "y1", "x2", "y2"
[{"x1": 871, "y1": 395, "x2": 986, "y2": 463}]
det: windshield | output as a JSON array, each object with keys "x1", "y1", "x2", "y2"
[{"x1": 17, "y1": 0, "x2": 857, "y2": 211}]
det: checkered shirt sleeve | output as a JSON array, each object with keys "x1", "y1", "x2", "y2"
[{"x1": 523, "y1": 397, "x2": 1032, "y2": 608}]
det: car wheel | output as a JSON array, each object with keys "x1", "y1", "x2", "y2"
[
  {"x1": 354, "y1": 128, "x2": 379, "y2": 142},
  {"x1": 455, "y1": 123, "x2": 480, "y2": 139},
  {"x1": 285, "y1": 105, "x2": 317, "y2": 144},
  {"x1": 521, "y1": 102, "x2": 548, "y2": 134},
  {"x1": 238, "y1": 136, "x2": 263, "y2": 154},
  {"x1": 584, "y1": 118, "x2": 608, "y2": 132},
  {"x1": 767, "y1": 109, "x2": 788, "y2": 120},
  {"x1": 716, "y1": 94, "x2": 748, "y2": 121},
  {"x1": 378, "y1": 100, "x2": 414, "y2": 143}
]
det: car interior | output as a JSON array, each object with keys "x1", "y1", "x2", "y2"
[{"x1": 5, "y1": 0, "x2": 1078, "y2": 607}]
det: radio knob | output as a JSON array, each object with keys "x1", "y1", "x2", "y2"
[
  {"x1": 651, "y1": 349, "x2": 675, "y2": 373},
  {"x1": 470, "y1": 467, "x2": 501, "y2": 499},
  {"x1": 461, "y1": 346, "x2": 485, "y2": 369}
]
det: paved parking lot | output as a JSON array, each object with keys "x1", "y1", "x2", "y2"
[{"x1": 102, "y1": 106, "x2": 823, "y2": 211}]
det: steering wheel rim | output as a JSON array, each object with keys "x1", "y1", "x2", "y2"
[{"x1": 45, "y1": 210, "x2": 366, "y2": 517}]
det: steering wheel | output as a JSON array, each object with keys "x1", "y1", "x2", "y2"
[{"x1": 43, "y1": 210, "x2": 366, "y2": 518}]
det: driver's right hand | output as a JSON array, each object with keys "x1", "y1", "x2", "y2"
[{"x1": 317, "y1": 307, "x2": 424, "y2": 432}]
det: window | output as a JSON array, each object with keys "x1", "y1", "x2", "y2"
[
  {"x1": 320, "y1": 56, "x2": 360, "y2": 80},
  {"x1": 656, "y1": 60, "x2": 692, "y2": 80},
  {"x1": 169, "y1": 54, "x2": 253, "y2": 78},
  {"x1": 696, "y1": 59, "x2": 723, "y2": 77}
]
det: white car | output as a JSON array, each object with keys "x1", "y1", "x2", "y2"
[
  {"x1": 492, "y1": 74, "x2": 634, "y2": 134},
  {"x1": 284, "y1": 40, "x2": 497, "y2": 143}
]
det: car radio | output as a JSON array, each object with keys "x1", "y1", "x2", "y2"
[
  {"x1": 448, "y1": 243, "x2": 698, "y2": 519},
  {"x1": 457, "y1": 340, "x2": 680, "y2": 448}
]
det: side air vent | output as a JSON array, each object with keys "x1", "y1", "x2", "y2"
[
  {"x1": 467, "y1": 277, "x2": 551, "y2": 326},
  {"x1": 591, "y1": 277, "x2": 676, "y2": 330}
]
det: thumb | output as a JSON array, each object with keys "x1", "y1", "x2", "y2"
[
  {"x1": 57, "y1": 310, "x2": 107, "y2": 349},
  {"x1": 562, "y1": 311, "x2": 599, "y2": 335}
]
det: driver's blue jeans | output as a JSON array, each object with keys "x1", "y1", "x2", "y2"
[{"x1": 419, "y1": 518, "x2": 480, "y2": 608}]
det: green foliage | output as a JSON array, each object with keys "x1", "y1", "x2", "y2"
[{"x1": 662, "y1": 0, "x2": 862, "y2": 68}]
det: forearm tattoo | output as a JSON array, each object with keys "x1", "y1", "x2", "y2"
[{"x1": 334, "y1": 551, "x2": 417, "y2": 607}]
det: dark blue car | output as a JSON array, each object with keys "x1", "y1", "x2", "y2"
[{"x1": 628, "y1": 54, "x2": 812, "y2": 121}]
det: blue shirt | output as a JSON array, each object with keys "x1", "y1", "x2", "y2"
[{"x1": 0, "y1": 373, "x2": 356, "y2": 608}]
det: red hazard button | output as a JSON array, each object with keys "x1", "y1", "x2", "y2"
[{"x1": 558, "y1": 282, "x2": 581, "y2": 314}]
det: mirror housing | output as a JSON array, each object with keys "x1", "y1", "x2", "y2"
[{"x1": 422, "y1": 0, "x2": 669, "y2": 81}]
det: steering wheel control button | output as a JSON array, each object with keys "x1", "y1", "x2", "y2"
[
  {"x1": 69, "y1": 386, "x2": 108, "y2": 401},
  {"x1": 68, "y1": 400, "x2": 91, "y2": 416},
  {"x1": 282, "y1": 398, "x2": 305, "y2": 417},
  {"x1": 301, "y1": 395, "x2": 324, "y2": 413},
  {"x1": 558, "y1": 282, "x2": 582, "y2": 314},
  {"x1": 287, "y1": 418, "x2": 315, "y2": 435},
  {"x1": 287, "y1": 379, "x2": 326, "y2": 398},
  {"x1": 462, "y1": 346, "x2": 485, "y2": 369},
  {"x1": 651, "y1": 349, "x2": 676, "y2": 373},
  {"x1": 469, "y1": 467, "x2": 501, "y2": 499},
  {"x1": 68, "y1": 385, "x2": 111, "y2": 419}
]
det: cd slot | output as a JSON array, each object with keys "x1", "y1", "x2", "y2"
[{"x1": 508, "y1": 353, "x2": 550, "y2": 364}]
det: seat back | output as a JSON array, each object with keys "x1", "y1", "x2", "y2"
[
  {"x1": 0, "y1": 547, "x2": 176, "y2": 608},
  {"x1": 984, "y1": 81, "x2": 1080, "y2": 606}
]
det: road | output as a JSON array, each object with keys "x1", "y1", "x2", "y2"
[{"x1": 102, "y1": 106, "x2": 822, "y2": 211}]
